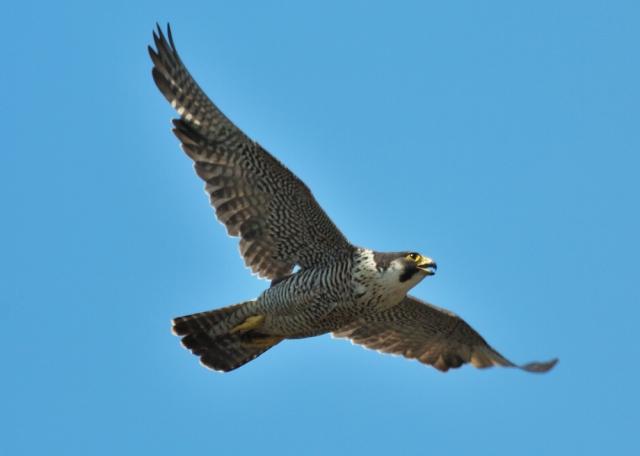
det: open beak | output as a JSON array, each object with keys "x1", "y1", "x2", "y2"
[{"x1": 417, "y1": 257, "x2": 437, "y2": 276}]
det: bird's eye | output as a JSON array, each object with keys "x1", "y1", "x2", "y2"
[{"x1": 406, "y1": 252, "x2": 421, "y2": 262}]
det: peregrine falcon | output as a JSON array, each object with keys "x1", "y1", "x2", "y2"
[{"x1": 149, "y1": 24, "x2": 557, "y2": 373}]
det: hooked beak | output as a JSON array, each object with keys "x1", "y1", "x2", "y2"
[{"x1": 417, "y1": 257, "x2": 437, "y2": 276}]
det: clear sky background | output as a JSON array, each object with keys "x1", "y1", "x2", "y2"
[{"x1": 2, "y1": 1, "x2": 639, "y2": 455}]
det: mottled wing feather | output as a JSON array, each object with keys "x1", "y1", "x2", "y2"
[
  {"x1": 149, "y1": 24, "x2": 353, "y2": 279},
  {"x1": 333, "y1": 295, "x2": 558, "y2": 373}
]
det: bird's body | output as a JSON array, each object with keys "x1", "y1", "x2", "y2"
[
  {"x1": 254, "y1": 248, "x2": 428, "y2": 338},
  {"x1": 150, "y1": 24, "x2": 557, "y2": 374}
]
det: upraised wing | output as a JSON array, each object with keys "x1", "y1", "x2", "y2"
[
  {"x1": 149, "y1": 24, "x2": 353, "y2": 280},
  {"x1": 333, "y1": 295, "x2": 558, "y2": 373}
]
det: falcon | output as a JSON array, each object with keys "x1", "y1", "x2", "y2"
[{"x1": 149, "y1": 24, "x2": 557, "y2": 373}]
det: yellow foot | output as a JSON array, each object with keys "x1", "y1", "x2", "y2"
[
  {"x1": 230, "y1": 315, "x2": 265, "y2": 334},
  {"x1": 243, "y1": 336, "x2": 284, "y2": 348}
]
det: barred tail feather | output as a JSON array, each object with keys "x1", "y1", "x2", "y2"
[{"x1": 172, "y1": 301, "x2": 280, "y2": 372}]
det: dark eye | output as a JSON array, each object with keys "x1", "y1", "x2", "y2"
[{"x1": 406, "y1": 252, "x2": 420, "y2": 261}]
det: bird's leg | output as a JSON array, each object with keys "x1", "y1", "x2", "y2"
[
  {"x1": 230, "y1": 315, "x2": 265, "y2": 334},
  {"x1": 243, "y1": 335, "x2": 284, "y2": 348}
]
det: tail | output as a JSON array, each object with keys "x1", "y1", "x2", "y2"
[{"x1": 172, "y1": 301, "x2": 282, "y2": 372}]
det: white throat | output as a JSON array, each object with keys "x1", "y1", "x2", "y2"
[{"x1": 352, "y1": 249, "x2": 425, "y2": 311}]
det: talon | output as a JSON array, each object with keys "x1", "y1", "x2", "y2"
[{"x1": 230, "y1": 315, "x2": 265, "y2": 334}]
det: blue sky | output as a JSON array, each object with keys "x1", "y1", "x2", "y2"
[{"x1": 2, "y1": 1, "x2": 639, "y2": 454}]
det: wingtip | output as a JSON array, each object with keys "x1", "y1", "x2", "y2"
[
  {"x1": 166, "y1": 23, "x2": 175, "y2": 49},
  {"x1": 147, "y1": 45, "x2": 159, "y2": 63},
  {"x1": 154, "y1": 22, "x2": 166, "y2": 38},
  {"x1": 151, "y1": 22, "x2": 179, "y2": 60},
  {"x1": 520, "y1": 357, "x2": 559, "y2": 373}
]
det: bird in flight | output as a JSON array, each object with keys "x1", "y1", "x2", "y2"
[{"x1": 149, "y1": 24, "x2": 557, "y2": 373}]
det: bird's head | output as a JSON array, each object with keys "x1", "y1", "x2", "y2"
[{"x1": 373, "y1": 251, "x2": 437, "y2": 290}]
